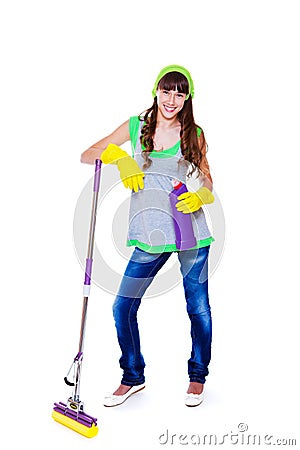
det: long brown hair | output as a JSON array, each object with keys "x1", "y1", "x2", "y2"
[{"x1": 139, "y1": 71, "x2": 208, "y2": 178}]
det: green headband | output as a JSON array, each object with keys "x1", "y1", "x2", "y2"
[{"x1": 152, "y1": 64, "x2": 195, "y2": 99}]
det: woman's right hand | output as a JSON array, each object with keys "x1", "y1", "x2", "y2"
[{"x1": 101, "y1": 143, "x2": 144, "y2": 192}]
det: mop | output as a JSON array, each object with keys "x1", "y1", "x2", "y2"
[{"x1": 52, "y1": 159, "x2": 101, "y2": 438}]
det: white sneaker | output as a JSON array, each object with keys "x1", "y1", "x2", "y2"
[
  {"x1": 103, "y1": 384, "x2": 145, "y2": 407},
  {"x1": 185, "y1": 391, "x2": 204, "y2": 407}
]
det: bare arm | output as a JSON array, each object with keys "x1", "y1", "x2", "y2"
[
  {"x1": 198, "y1": 134, "x2": 213, "y2": 191},
  {"x1": 199, "y1": 172, "x2": 213, "y2": 191},
  {"x1": 80, "y1": 119, "x2": 130, "y2": 164},
  {"x1": 199, "y1": 158, "x2": 213, "y2": 191}
]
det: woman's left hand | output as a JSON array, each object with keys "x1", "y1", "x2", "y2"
[{"x1": 176, "y1": 187, "x2": 214, "y2": 214}]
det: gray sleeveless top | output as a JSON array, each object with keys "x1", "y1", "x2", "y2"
[{"x1": 127, "y1": 116, "x2": 214, "y2": 253}]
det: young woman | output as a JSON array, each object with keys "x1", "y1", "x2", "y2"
[{"x1": 81, "y1": 65, "x2": 214, "y2": 407}]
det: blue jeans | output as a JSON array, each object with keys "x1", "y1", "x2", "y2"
[{"x1": 112, "y1": 246, "x2": 212, "y2": 386}]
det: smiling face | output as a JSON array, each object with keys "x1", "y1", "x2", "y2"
[
  {"x1": 157, "y1": 89, "x2": 187, "y2": 119},
  {"x1": 155, "y1": 71, "x2": 190, "y2": 121}
]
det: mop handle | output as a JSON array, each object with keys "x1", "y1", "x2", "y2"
[
  {"x1": 83, "y1": 159, "x2": 102, "y2": 295},
  {"x1": 64, "y1": 159, "x2": 102, "y2": 390},
  {"x1": 76, "y1": 158, "x2": 102, "y2": 357}
]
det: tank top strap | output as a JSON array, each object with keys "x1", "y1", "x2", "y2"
[{"x1": 129, "y1": 116, "x2": 144, "y2": 157}]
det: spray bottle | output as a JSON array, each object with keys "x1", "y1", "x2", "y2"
[{"x1": 169, "y1": 179, "x2": 197, "y2": 250}]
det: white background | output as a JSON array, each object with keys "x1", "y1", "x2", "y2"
[{"x1": 1, "y1": 1, "x2": 299, "y2": 449}]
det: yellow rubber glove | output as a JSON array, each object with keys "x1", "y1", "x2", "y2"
[
  {"x1": 100, "y1": 143, "x2": 144, "y2": 192},
  {"x1": 176, "y1": 187, "x2": 214, "y2": 214}
]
